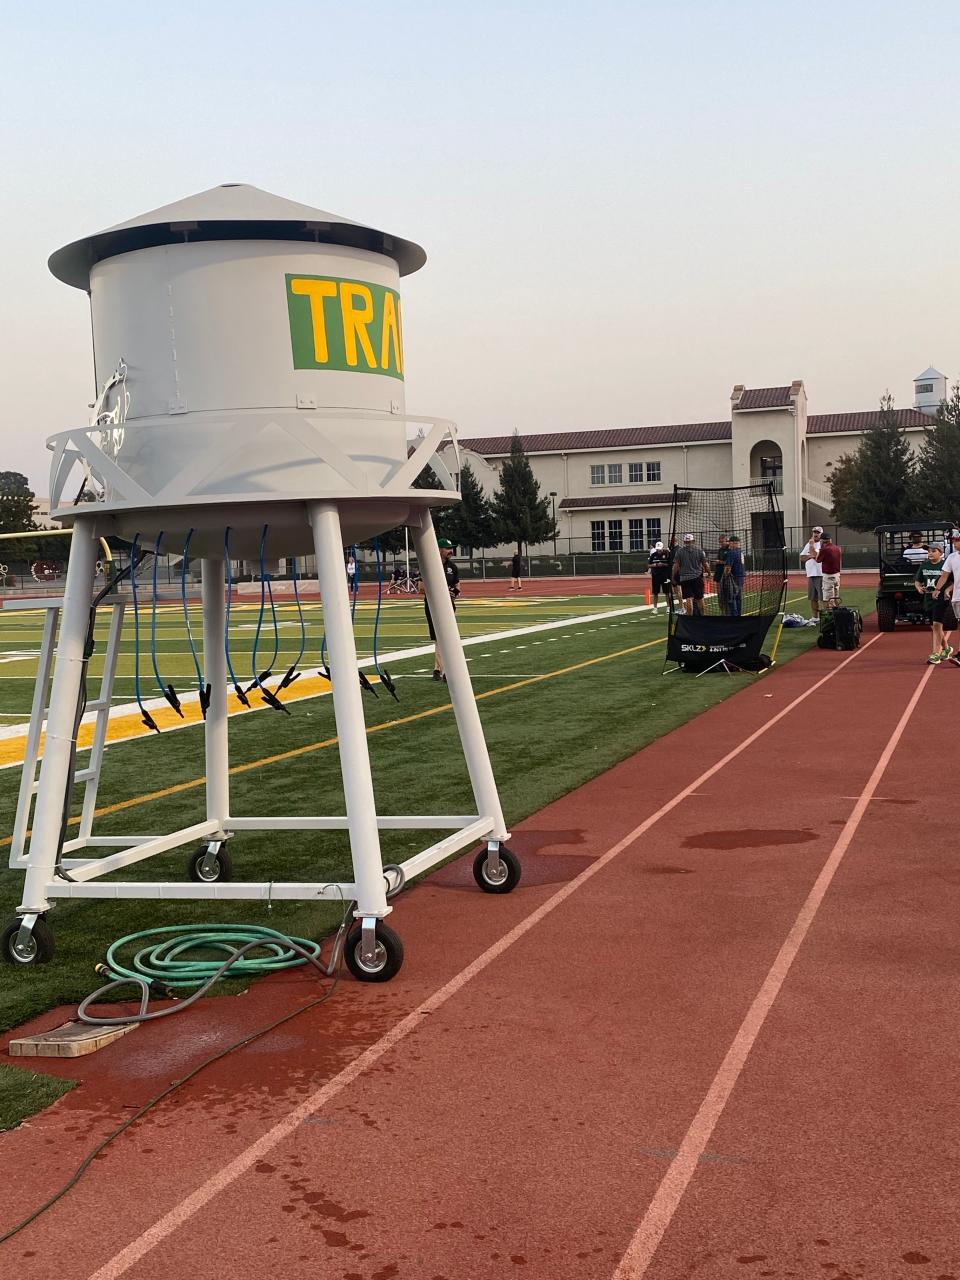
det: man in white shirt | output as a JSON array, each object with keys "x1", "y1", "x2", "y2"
[
  {"x1": 902, "y1": 531, "x2": 929, "y2": 566},
  {"x1": 935, "y1": 533, "x2": 960, "y2": 663},
  {"x1": 800, "y1": 525, "x2": 824, "y2": 620}
]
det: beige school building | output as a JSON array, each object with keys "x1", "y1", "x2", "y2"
[{"x1": 453, "y1": 368, "x2": 948, "y2": 556}]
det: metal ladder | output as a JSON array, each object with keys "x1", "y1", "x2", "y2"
[{"x1": 7, "y1": 597, "x2": 125, "y2": 869}]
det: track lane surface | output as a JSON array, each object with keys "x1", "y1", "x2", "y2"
[{"x1": 1, "y1": 627, "x2": 952, "y2": 1279}]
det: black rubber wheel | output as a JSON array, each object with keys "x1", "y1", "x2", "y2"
[
  {"x1": 876, "y1": 597, "x2": 897, "y2": 632},
  {"x1": 2, "y1": 916, "x2": 54, "y2": 965},
  {"x1": 472, "y1": 846, "x2": 521, "y2": 894},
  {"x1": 344, "y1": 921, "x2": 404, "y2": 983},
  {"x1": 187, "y1": 845, "x2": 234, "y2": 883}
]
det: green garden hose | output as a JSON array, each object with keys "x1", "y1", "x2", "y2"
[{"x1": 77, "y1": 922, "x2": 338, "y2": 1027}]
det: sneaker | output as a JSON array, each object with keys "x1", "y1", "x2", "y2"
[
  {"x1": 942, "y1": 645, "x2": 954, "y2": 661},
  {"x1": 432, "y1": 670, "x2": 443, "y2": 681},
  {"x1": 927, "y1": 652, "x2": 942, "y2": 665}
]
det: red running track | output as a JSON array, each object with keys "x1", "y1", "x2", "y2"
[{"x1": 1, "y1": 623, "x2": 957, "y2": 1279}]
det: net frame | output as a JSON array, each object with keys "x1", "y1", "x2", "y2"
[{"x1": 667, "y1": 482, "x2": 787, "y2": 619}]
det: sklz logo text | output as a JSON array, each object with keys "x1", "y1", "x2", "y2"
[{"x1": 286, "y1": 274, "x2": 403, "y2": 380}]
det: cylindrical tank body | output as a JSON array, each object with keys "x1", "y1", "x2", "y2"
[{"x1": 46, "y1": 185, "x2": 450, "y2": 543}]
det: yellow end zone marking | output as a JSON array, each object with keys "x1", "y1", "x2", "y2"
[
  {"x1": 0, "y1": 674, "x2": 337, "y2": 769},
  {"x1": 0, "y1": 636, "x2": 665, "y2": 849}
]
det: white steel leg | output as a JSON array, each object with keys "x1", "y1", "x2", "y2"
[
  {"x1": 78, "y1": 602, "x2": 125, "y2": 840},
  {"x1": 19, "y1": 517, "x2": 99, "y2": 913},
  {"x1": 309, "y1": 502, "x2": 389, "y2": 919},
  {"x1": 411, "y1": 513, "x2": 509, "y2": 842},
  {"x1": 9, "y1": 605, "x2": 59, "y2": 868},
  {"x1": 202, "y1": 558, "x2": 229, "y2": 837}
]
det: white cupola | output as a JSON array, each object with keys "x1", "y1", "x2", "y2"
[{"x1": 914, "y1": 366, "x2": 947, "y2": 416}]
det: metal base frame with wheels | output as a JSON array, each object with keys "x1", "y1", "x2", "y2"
[{"x1": 3, "y1": 508, "x2": 518, "y2": 980}]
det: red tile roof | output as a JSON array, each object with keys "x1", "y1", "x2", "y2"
[
  {"x1": 736, "y1": 386, "x2": 793, "y2": 410},
  {"x1": 459, "y1": 423, "x2": 731, "y2": 455},
  {"x1": 459, "y1": 408, "x2": 932, "y2": 455},
  {"x1": 559, "y1": 493, "x2": 684, "y2": 510},
  {"x1": 806, "y1": 408, "x2": 932, "y2": 434}
]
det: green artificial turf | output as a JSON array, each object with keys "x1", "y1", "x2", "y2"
[
  {"x1": 0, "y1": 588, "x2": 876, "y2": 1038},
  {"x1": 0, "y1": 1062, "x2": 75, "y2": 1131}
]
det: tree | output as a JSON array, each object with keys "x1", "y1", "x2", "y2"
[
  {"x1": 0, "y1": 471, "x2": 38, "y2": 536},
  {"x1": 489, "y1": 432, "x2": 557, "y2": 553},
  {"x1": 824, "y1": 452, "x2": 858, "y2": 524},
  {"x1": 913, "y1": 381, "x2": 960, "y2": 521},
  {"x1": 827, "y1": 394, "x2": 916, "y2": 531},
  {"x1": 443, "y1": 461, "x2": 496, "y2": 563}
]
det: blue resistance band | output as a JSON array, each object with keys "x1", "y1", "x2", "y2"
[
  {"x1": 129, "y1": 534, "x2": 159, "y2": 733},
  {"x1": 372, "y1": 537, "x2": 397, "y2": 700},
  {"x1": 351, "y1": 545, "x2": 377, "y2": 698},
  {"x1": 249, "y1": 524, "x2": 288, "y2": 714},
  {"x1": 276, "y1": 556, "x2": 305, "y2": 691},
  {"x1": 223, "y1": 527, "x2": 250, "y2": 707},
  {"x1": 150, "y1": 532, "x2": 184, "y2": 717}
]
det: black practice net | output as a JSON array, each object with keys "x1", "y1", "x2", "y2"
[{"x1": 667, "y1": 483, "x2": 787, "y2": 618}]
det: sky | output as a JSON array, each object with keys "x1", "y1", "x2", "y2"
[{"x1": 1, "y1": 0, "x2": 958, "y2": 495}]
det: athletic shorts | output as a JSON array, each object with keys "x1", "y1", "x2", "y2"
[
  {"x1": 680, "y1": 577, "x2": 704, "y2": 600},
  {"x1": 807, "y1": 577, "x2": 823, "y2": 602},
  {"x1": 651, "y1": 568, "x2": 671, "y2": 592},
  {"x1": 821, "y1": 573, "x2": 840, "y2": 603},
  {"x1": 935, "y1": 597, "x2": 958, "y2": 626}
]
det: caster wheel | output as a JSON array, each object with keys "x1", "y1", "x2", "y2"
[
  {"x1": 472, "y1": 846, "x2": 521, "y2": 894},
  {"x1": 187, "y1": 844, "x2": 234, "y2": 883},
  {"x1": 344, "y1": 921, "x2": 404, "y2": 983},
  {"x1": 2, "y1": 917, "x2": 54, "y2": 965}
]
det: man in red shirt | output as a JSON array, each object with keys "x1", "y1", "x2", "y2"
[{"x1": 817, "y1": 535, "x2": 842, "y2": 608}]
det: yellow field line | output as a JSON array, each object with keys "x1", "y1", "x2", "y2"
[
  {"x1": 0, "y1": 635, "x2": 665, "y2": 848},
  {"x1": 0, "y1": 674, "x2": 338, "y2": 769}
]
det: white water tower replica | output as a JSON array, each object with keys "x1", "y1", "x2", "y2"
[{"x1": 5, "y1": 184, "x2": 518, "y2": 979}]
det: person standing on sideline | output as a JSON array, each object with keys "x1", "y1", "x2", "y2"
[
  {"x1": 800, "y1": 525, "x2": 823, "y2": 621},
  {"x1": 721, "y1": 535, "x2": 745, "y2": 616},
  {"x1": 424, "y1": 538, "x2": 460, "y2": 681},
  {"x1": 648, "y1": 541, "x2": 672, "y2": 614},
  {"x1": 672, "y1": 532, "x2": 709, "y2": 616},
  {"x1": 914, "y1": 544, "x2": 954, "y2": 664},
  {"x1": 509, "y1": 549, "x2": 524, "y2": 592},
  {"x1": 346, "y1": 552, "x2": 357, "y2": 593},
  {"x1": 816, "y1": 534, "x2": 842, "y2": 608},
  {"x1": 935, "y1": 531, "x2": 960, "y2": 666},
  {"x1": 712, "y1": 534, "x2": 730, "y2": 614}
]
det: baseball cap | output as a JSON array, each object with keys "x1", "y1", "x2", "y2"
[
  {"x1": 654, "y1": 541, "x2": 664, "y2": 550},
  {"x1": 812, "y1": 525, "x2": 824, "y2": 534},
  {"x1": 683, "y1": 532, "x2": 695, "y2": 542},
  {"x1": 437, "y1": 538, "x2": 453, "y2": 549},
  {"x1": 951, "y1": 529, "x2": 960, "y2": 540}
]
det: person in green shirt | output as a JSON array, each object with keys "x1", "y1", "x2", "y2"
[{"x1": 914, "y1": 544, "x2": 954, "y2": 663}]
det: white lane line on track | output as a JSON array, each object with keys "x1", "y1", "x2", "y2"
[
  {"x1": 613, "y1": 648, "x2": 933, "y2": 1279},
  {"x1": 86, "y1": 635, "x2": 882, "y2": 1280}
]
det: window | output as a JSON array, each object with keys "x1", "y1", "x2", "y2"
[
  {"x1": 628, "y1": 462, "x2": 643, "y2": 484},
  {"x1": 917, "y1": 382, "x2": 934, "y2": 394},
  {"x1": 608, "y1": 519, "x2": 623, "y2": 552},
  {"x1": 629, "y1": 519, "x2": 644, "y2": 551},
  {"x1": 590, "y1": 464, "x2": 605, "y2": 486},
  {"x1": 646, "y1": 461, "x2": 661, "y2": 483},
  {"x1": 646, "y1": 518, "x2": 662, "y2": 545},
  {"x1": 591, "y1": 520, "x2": 606, "y2": 552},
  {"x1": 607, "y1": 463, "x2": 622, "y2": 485}
]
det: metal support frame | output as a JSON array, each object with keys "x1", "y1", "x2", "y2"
[{"x1": 7, "y1": 504, "x2": 512, "y2": 960}]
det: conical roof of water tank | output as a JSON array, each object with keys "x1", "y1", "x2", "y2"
[{"x1": 48, "y1": 182, "x2": 426, "y2": 290}]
